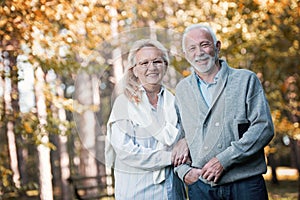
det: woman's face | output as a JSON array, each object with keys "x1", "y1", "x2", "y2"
[{"x1": 133, "y1": 46, "x2": 167, "y2": 90}]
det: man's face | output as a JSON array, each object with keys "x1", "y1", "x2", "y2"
[{"x1": 184, "y1": 28, "x2": 219, "y2": 74}]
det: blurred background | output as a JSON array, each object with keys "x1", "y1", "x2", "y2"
[{"x1": 0, "y1": 0, "x2": 299, "y2": 199}]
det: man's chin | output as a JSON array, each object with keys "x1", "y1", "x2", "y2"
[
  {"x1": 192, "y1": 63, "x2": 205, "y2": 69},
  {"x1": 193, "y1": 65, "x2": 211, "y2": 74}
]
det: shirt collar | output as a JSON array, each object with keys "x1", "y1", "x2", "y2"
[
  {"x1": 194, "y1": 68, "x2": 221, "y2": 86},
  {"x1": 140, "y1": 85, "x2": 165, "y2": 96}
]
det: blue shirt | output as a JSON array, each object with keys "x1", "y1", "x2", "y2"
[{"x1": 195, "y1": 70, "x2": 220, "y2": 107}]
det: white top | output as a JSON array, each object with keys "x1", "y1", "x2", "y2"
[{"x1": 105, "y1": 87, "x2": 186, "y2": 200}]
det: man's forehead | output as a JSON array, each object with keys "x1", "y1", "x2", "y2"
[{"x1": 185, "y1": 28, "x2": 213, "y2": 44}]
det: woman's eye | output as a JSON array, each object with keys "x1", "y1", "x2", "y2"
[{"x1": 188, "y1": 47, "x2": 195, "y2": 52}]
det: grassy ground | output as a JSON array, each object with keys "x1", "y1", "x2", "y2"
[
  {"x1": 267, "y1": 180, "x2": 298, "y2": 200},
  {"x1": 265, "y1": 166, "x2": 299, "y2": 200}
]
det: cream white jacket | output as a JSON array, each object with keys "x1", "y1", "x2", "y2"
[{"x1": 105, "y1": 87, "x2": 181, "y2": 184}]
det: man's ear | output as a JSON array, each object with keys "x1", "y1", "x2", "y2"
[{"x1": 216, "y1": 41, "x2": 221, "y2": 52}]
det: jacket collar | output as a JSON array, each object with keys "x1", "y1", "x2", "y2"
[{"x1": 189, "y1": 59, "x2": 229, "y2": 117}]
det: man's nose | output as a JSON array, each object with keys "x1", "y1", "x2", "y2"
[{"x1": 195, "y1": 46, "x2": 205, "y2": 56}]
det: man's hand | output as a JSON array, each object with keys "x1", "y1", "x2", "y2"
[
  {"x1": 171, "y1": 138, "x2": 190, "y2": 166},
  {"x1": 184, "y1": 168, "x2": 202, "y2": 185},
  {"x1": 200, "y1": 157, "x2": 224, "y2": 183}
]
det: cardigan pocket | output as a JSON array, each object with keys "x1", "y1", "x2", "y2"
[{"x1": 237, "y1": 120, "x2": 250, "y2": 139}]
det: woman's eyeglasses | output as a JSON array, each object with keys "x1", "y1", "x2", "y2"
[{"x1": 136, "y1": 58, "x2": 165, "y2": 68}]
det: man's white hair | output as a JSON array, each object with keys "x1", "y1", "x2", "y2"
[{"x1": 182, "y1": 23, "x2": 218, "y2": 53}]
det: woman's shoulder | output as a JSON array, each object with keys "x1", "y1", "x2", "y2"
[{"x1": 112, "y1": 93, "x2": 131, "y2": 106}]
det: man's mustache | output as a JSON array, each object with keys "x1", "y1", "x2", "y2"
[{"x1": 194, "y1": 54, "x2": 211, "y2": 62}]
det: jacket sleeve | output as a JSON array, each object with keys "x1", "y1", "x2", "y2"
[
  {"x1": 174, "y1": 164, "x2": 192, "y2": 182},
  {"x1": 110, "y1": 120, "x2": 172, "y2": 171}
]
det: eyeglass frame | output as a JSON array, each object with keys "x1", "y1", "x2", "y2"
[{"x1": 135, "y1": 58, "x2": 167, "y2": 69}]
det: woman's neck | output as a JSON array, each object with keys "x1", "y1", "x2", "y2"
[
  {"x1": 144, "y1": 84, "x2": 161, "y2": 94},
  {"x1": 145, "y1": 85, "x2": 161, "y2": 108}
]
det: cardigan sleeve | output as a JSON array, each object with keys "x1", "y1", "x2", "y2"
[{"x1": 174, "y1": 164, "x2": 192, "y2": 182}]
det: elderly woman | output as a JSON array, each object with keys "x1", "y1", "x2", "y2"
[{"x1": 105, "y1": 39, "x2": 188, "y2": 200}]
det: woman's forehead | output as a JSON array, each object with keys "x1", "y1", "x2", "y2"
[{"x1": 136, "y1": 47, "x2": 162, "y2": 59}]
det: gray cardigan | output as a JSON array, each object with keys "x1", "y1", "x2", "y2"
[{"x1": 175, "y1": 60, "x2": 274, "y2": 186}]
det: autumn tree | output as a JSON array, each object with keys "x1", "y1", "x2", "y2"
[{"x1": 0, "y1": 0, "x2": 299, "y2": 199}]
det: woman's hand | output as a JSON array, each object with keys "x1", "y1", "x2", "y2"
[{"x1": 171, "y1": 138, "x2": 190, "y2": 167}]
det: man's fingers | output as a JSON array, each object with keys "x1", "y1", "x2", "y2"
[
  {"x1": 214, "y1": 175, "x2": 220, "y2": 183},
  {"x1": 200, "y1": 168, "x2": 223, "y2": 183}
]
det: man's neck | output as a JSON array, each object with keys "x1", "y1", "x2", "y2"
[{"x1": 196, "y1": 63, "x2": 220, "y2": 83}]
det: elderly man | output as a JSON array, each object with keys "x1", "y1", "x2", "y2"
[{"x1": 175, "y1": 23, "x2": 274, "y2": 200}]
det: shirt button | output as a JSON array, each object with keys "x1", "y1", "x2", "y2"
[
  {"x1": 204, "y1": 146, "x2": 209, "y2": 150},
  {"x1": 215, "y1": 122, "x2": 220, "y2": 127}
]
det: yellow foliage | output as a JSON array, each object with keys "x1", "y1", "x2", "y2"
[
  {"x1": 182, "y1": 69, "x2": 191, "y2": 77},
  {"x1": 24, "y1": 122, "x2": 33, "y2": 133},
  {"x1": 0, "y1": 166, "x2": 12, "y2": 187}
]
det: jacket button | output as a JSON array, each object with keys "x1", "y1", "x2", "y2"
[{"x1": 217, "y1": 144, "x2": 222, "y2": 148}]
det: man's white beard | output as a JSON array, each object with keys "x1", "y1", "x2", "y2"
[{"x1": 191, "y1": 51, "x2": 218, "y2": 73}]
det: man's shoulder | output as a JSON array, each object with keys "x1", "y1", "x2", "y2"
[
  {"x1": 228, "y1": 66, "x2": 255, "y2": 76},
  {"x1": 227, "y1": 66, "x2": 262, "y2": 90}
]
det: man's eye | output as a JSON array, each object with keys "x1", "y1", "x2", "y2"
[
  {"x1": 201, "y1": 42, "x2": 211, "y2": 48},
  {"x1": 153, "y1": 60, "x2": 163, "y2": 65}
]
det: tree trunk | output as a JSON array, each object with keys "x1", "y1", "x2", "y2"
[
  {"x1": 2, "y1": 51, "x2": 21, "y2": 189},
  {"x1": 110, "y1": 3, "x2": 123, "y2": 84},
  {"x1": 105, "y1": 5, "x2": 124, "y2": 196},
  {"x1": 267, "y1": 153, "x2": 279, "y2": 184},
  {"x1": 56, "y1": 76, "x2": 71, "y2": 200},
  {"x1": 297, "y1": 142, "x2": 300, "y2": 200},
  {"x1": 290, "y1": 138, "x2": 300, "y2": 200},
  {"x1": 74, "y1": 71, "x2": 98, "y2": 195},
  {"x1": 34, "y1": 66, "x2": 54, "y2": 200}
]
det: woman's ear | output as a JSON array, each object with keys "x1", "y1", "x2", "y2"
[{"x1": 163, "y1": 63, "x2": 168, "y2": 75}]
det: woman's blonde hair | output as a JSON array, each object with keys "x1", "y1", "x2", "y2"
[{"x1": 123, "y1": 39, "x2": 169, "y2": 103}]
